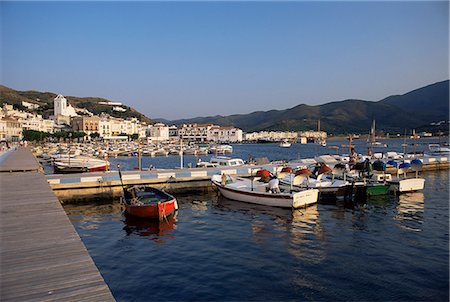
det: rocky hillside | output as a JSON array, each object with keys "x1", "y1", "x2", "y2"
[{"x1": 0, "y1": 85, "x2": 153, "y2": 124}]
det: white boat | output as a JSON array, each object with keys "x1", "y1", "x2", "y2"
[
  {"x1": 428, "y1": 144, "x2": 450, "y2": 154},
  {"x1": 211, "y1": 175, "x2": 319, "y2": 209},
  {"x1": 53, "y1": 156, "x2": 109, "y2": 173},
  {"x1": 371, "y1": 160, "x2": 425, "y2": 193},
  {"x1": 209, "y1": 144, "x2": 233, "y2": 154},
  {"x1": 210, "y1": 156, "x2": 244, "y2": 167},
  {"x1": 197, "y1": 156, "x2": 245, "y2": 168},
  {"x1": 279, "y1": 168, "x2": 350, "y2": 200},
  {"x1": 279, "y1": 140, "x2": 291, "y2": 148}
]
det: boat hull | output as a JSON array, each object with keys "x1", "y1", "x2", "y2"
[
  {"x1": 124, "y1": 199, "x2": 177, "y2": 220},
  {"x1": 212, "y1": 179, "x2": 318, "y2": 209},
  {"x1": 354, "y1": 183, "x2": 390, "y2": 198},
  {"x1": 389, "y1": 178, "x2": 425, "y2": 193}
]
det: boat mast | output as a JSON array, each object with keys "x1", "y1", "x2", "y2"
[
  {"x1": 180, "y1": 138, "x2": 184, "y2": 169},
  {"x1": 138, "y1": 133, "x2": 141, "y2": 171},
  {"x1": 368, "y1": 119, "x2": 375, "y2": 157}
]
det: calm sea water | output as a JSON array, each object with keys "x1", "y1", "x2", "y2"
[{"x1": 64, "y1": 142, "x2": 449, "y2": 302}]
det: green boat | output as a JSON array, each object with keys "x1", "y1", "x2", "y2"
[
  {"x1": 365, "y1": 183, "x2": 390, "y2": 196},
  {"x1": 354, "y1": 182, "x2": 390, "y2": 200}
]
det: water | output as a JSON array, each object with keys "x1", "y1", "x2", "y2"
[{"x1": 64, "y1": 168, "x2": 449, "y2": 301}]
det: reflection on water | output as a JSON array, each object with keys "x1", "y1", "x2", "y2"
[
  {"x1": 123, "y1": 212, "x2": 177, "y2": 241},
  {"x1": 63, "y1": 170, "x2": 449, "y2": 301},
  {"x1": 395, "y1": 192, "x2": 425, "y2": 232},
  {"x1": 216, "y1": 196, "x2": 325, "y2": 263}
]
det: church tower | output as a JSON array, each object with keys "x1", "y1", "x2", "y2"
[{"x1": 54, "y1": 94, "x2": 67, "y2": 116}]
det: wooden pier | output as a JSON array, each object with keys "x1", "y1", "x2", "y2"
[{"x1": 0, "y1": 148, "x2": 115, "y2": 301}]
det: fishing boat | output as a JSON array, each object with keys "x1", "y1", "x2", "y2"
[
  {"x1": 211, "y1": 174, "x2": 319, "y2": 209},
  {"x1": 121, "y1": 185, "x2": 178, "y2": 220}
]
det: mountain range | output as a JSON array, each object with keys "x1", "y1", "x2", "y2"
[
  {"x1": 158, "y1": 80, "x2": 449, "y2": 134},
  {"x1": 1, "y1": 80, "x2": 448, "y2": 134}
]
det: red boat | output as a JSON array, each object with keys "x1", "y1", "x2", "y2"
[{"x1": 121, "y1": 186, "x2": 178, "y2": 220}]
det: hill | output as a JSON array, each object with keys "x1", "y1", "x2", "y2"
[
  {"x1": 164, "y1": 80, "x2": 449, "y2": 134},
  {"x1": 0, "y1": 85, "x2": 153, "y2": 124},
  {"x1": 380, "y1": 80, "x2": 449, "y2": 119}
]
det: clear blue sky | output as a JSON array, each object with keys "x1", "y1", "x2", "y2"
[{"x1": 1, "y1": 1, "x2": 448, "y2": 120}]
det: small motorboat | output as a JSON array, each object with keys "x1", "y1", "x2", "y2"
[
  {"x1": 279, "y1": 140, "x2": 291, "y2": 148},
  {"x1": 280, "y1": 166, "x2": 350, "y2": 200},
  {"x1": 211, "y1": 174, "x2": 319, "y2": 209},
  {"x1": 53, "y1": 156, "x2": 109, "y2": 173},
  {"x1": 121, "y1": 185, "x2": 178, "y2": 220}
]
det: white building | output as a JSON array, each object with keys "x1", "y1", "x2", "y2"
[
  {"x1": 146, "y1": 123, "x2": 169, "y2": 143},
  {"x1": 54, "y1": 94, "x2": 78, "y2": 118},
  {"x1": 208, "y1": 126, "x2": 243, "y2": 143},
  {"x1": 178, "y1": 124, "x2": 214, "y2": 142},
  {"x1": 99, "y1": 116, "x2": 112, "y2": 138},
  {"x1": 244, "y1": 131, "x2": 297, "y2": 141},
  {"x1": 113, "y1": 106, "x2": 127, "y2": 112},
  {"x1": 22, "y1": 101, "x2": 40, "y2": 110},
  {"x1": 21, "y1": 115, "x2": 54, "y2": 133},
  {"x1": 168, "y1": 125, "x2": 178, "y2": 138},
  {"x1": 0, "y1": 117, "x2": 22, "y2": 142}
]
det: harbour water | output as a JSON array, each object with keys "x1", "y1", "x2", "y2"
[{"x1": 63, "y1": 141, "x2": 449, "y2": 301}]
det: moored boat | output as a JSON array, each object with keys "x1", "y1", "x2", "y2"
[
  {"x1": 211, "y1": 174, "x2": 319, "y2": 209},
  {"x1": 279, "y1": 140, "x2": 291, "y2": 148},
  {"x1": 53, "y1": 156, "x2": 109, "y2": 173},
  {"x1": 121, "y1": 185, "x2": 178, "y2": 220}
]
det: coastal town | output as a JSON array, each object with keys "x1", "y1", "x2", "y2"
[{"x1": 0, "y1": 94, "x2": 327, "y2": 145}]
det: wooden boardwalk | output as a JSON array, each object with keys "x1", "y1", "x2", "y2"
[
  {"x1": 0, "y1": 147, "x2": 41, "y2": 172},
  {"x1": 0, "y1": 148, "x2": 115, "y2": 301}
]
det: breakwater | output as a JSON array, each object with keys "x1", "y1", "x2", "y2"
[{"x1": 47, "y1": 156, "x2": 449, "y2": 203}]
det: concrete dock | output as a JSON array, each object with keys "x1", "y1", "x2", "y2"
[
  {"x1": 0, "y1": 148, "x2": 115, "y2": 301},
  {"x1": 46, "y1": 155, "x2": 449, "y2": 202}
]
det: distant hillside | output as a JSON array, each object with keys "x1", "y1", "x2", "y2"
[
  {"x1": 380, "y1": 80, "x2": 449, "y2": 119},
  {"x1": 164, "y1": 80, "x2": 449, "y2": 134},
  {"x1": 0, "y1": 85, "x2": 153, "y2": 124}
]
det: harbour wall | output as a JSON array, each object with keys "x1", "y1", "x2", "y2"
[{"x1": 46, "y1": 157, "x2": 450, "y2": 203}]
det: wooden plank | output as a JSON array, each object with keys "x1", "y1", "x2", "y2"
[
  {"x1": 0, "y1": 147, "x2": 41, "y2": 172},
  {"x1": 0, "y1": 149, "x2": 115, "y2": 302}
]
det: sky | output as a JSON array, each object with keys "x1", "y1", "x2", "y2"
[{"x1": 1, "y1": 1, "x2": 449, "y2": 120}]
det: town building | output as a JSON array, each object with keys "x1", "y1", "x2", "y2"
[
  {"x1": 71, "y1": 116, "x2": 100, "y2": 136},
  {"x1": 146, "y1": 123, "x2": 169, "y2": 143},
  {"x1": 0, "y1": 117, "x2": 22, "y2": 142},
  {"x1": 178, "y1": 124, "x2": 214, "y2": 142},
  {"x1": 208, "y1": 126, "x2": 243, "y2": 143},
  {"x1": 54, "y1": 94, "x2": 78, "y2": 118}
]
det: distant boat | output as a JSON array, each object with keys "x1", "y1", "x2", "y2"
[
  {"x1": 209, "y1": 144, "x2": 233, "y2": 154},
  {"x1": 279, "y1": 140, "x2": 291, "y2": 148},
  {"x1": 197, "y1": 156, "x2": 245, "y2": 168},
  {"x1": 53, "y1": 156, "x2": 109, "y2": 173},
  {"x1": 211, "y1": 174, "x2": 319, "y2": 209},
  {"x1": 428, "y1": 144, "x2": 450, "y2": 154}
]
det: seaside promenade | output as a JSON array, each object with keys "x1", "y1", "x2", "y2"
[{"x1": 0, "y1": 148, "x2": 115, "y2": 301}]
